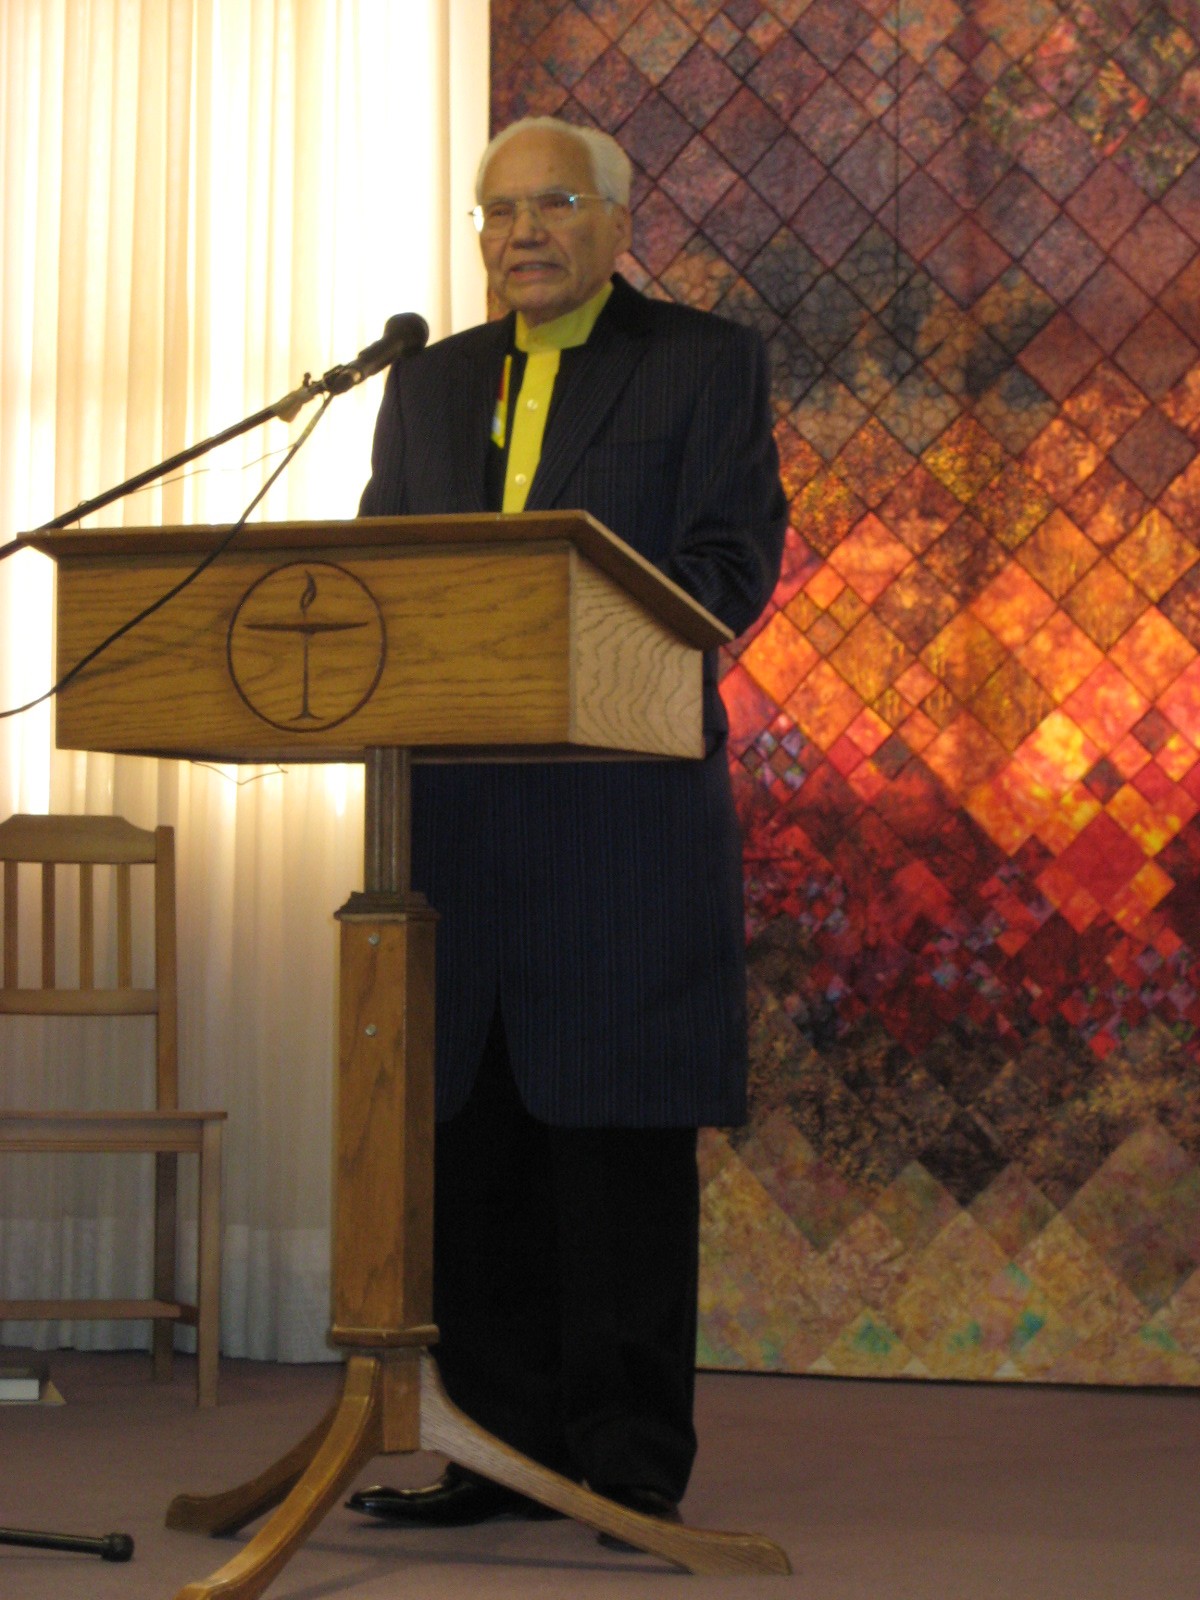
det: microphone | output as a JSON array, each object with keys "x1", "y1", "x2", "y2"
[{"x1": 321, "y1": 313, "x2": 429, "y2": 394}]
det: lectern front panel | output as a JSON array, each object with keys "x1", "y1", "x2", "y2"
[{"x1": 48, "y1": 538, "x2": 703, "y2": 763}]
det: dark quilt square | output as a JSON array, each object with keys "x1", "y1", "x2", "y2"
[
  {"x1": 1023, "y1": 214, "x2": 1105, "y2": 302},
  {"x1": 924, "y1": 218, "x2": 1011, "y2": 308},
  {"x1": 704, "y1": 178, "x2": 786, "y2": 266},
  {"x1": 834, "y1": 124, "x2": 915, "y2": 215},
  {"x1": 927, "y1": 124, "x2": 1012, "y2": 208},
  {"x1": 660, "y1": 134, "x2": 740, "y2": 222},
  {"x1": 1114, "y1": 308, "x2": 1198, "y2": 401},
  {"x1": 745, "y1": 225, "x2": 823, "y2": 314},
  {"x1": 896, "y1": 72, "x2": 965, "y2": 165},
  {"x1": 793, "y1": 176, "x2": 873, "y2": 267},
  {"x1": 976, "y1": 169, "x2": 1059, "y2": 256},
  {"x1": 747, "y1": 32, "x2": 825, "y2": 121},
  {"x1": 1017, "y1": 312, "x2": 1104, "y2": 403},
  {"x1": 923, "y1": 519, "x2": 1008, "y2": 604},
  {"x1": 792, "y1": 77, "x2": 870, "y2": 166},
  {"x1": 1065, "y1": 158, "x2": 1148, "y2": 248},
  {"x1": 1069, "y1": 262, "x2": 1152, "y2": 354},
  {"x1": 1111, "y1": 204, "x2": 1196, "y2": 297},
  {"x1": 574, "y1": 46, "x2": 653, "y2": 127},
  {"x1": 1016, "y1": 113, "x2": 1099, "y2": 204},
  {"x1": 747, "y1": 134, "x2": 825, "y2": 219},
  {"x1": 794, "y1": 0, "x2": 875, "y2": 72},
  {"x1": 707, "y1": 84, "x2": 787, "y2": 174},
  {"x1": 619, "y1": 92, "x2": 695, "y2": 177},
  {"x1": 659, "y1": 42, "x2": 741, "y2": 128},
  {"x1": 890, "y1": 170, "x2": 962, "y2": 260},
  {"x1": 1110, "y1": 407, "x2": 1197, "y2": 498}
]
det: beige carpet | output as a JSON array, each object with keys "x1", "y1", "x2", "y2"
[{"x1": 0, "y1": 1347, "x2": 1196, "y2": 1598}]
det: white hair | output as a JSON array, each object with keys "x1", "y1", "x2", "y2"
[{"x1": 475, "y1": 117, "x2": 632, "y2": 206}]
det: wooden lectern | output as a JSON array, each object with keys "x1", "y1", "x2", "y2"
[{"x1": 24, "y1": 512, "x2": 791, "y2": 1595}]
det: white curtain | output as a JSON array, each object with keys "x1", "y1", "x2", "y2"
[{"x1": 0, "y1": 0, "x2": 489, "y2": 1360}]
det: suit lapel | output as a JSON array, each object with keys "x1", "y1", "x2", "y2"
[
  {"x1": 441, "y1": 317, "x2": 512, "y2": 512},
  {"x1": 525, "y1": 280, "x2": 651, "y2": 511}
]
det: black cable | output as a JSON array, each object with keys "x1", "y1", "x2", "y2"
[
  {"x1": 0, "y1": 392, "x2": 334, "y2": 721},
  {"x1": 0, "y1": 443, "x2": 294, "y2": 566}
]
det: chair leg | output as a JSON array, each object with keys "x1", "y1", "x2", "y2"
[
  {"x1": 153, "y1": 1151, "x2": 179, "y2": 1383},
  {"x1": 196, "y1": 1121, "x2": 223, "y2": 1408}
]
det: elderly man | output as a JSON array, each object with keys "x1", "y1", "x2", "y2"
[{"x1": 348, "y1": 116, "x2": 786, "y2": 1529}]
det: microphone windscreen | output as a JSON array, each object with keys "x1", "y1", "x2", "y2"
[{"x1": 373, "y1": 313, "x2": 429, "y2": 369}]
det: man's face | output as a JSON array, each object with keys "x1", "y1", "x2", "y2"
[{"x1": 478, "y1": 129, "x2": 632, "y2": 326}]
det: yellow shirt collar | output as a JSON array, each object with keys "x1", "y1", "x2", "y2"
[{"x1": 515, "y1": 281, "x2": 613, "y2": 353}]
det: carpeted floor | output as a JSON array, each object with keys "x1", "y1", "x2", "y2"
[{"x1": 0, "y1": 1347, "x2": 1196, "y2": 1598}]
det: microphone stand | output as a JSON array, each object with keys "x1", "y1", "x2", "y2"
[
  {"x1": 0, "y1": 1524, "x2": 134, "y2": 1562},
  {"x1": 0, "y1": 313, "x2": 429, "y2": 713},
  {"x1": 0, "y1": 351, "x2": 395, "y2": 1559},
  {"x1": 35, "y1": 374, "x2": 327, "y2": 533}
]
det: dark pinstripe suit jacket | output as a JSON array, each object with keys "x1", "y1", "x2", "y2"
[{"x1": 360, "y1": 275, "x2": 786, "y2": 1127}]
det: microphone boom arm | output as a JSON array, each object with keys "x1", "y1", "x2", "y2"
[
  {"x1": 37, "y1": 380, "x2": 325, "y2": 532},
  {"x1": 34, "y1": 314, "x2": 427, "y2": 533}
]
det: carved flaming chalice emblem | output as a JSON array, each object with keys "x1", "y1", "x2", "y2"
[{"x1": 227, "y1": 561, "x2": 386, "y2": 732}]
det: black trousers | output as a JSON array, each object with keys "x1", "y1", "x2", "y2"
[{"x1": 432, "y1": 1010, "x2": 700, "y2": 1500}]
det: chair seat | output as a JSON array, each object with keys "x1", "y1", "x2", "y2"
[
  {"x1": 0, "y1": 1297, "x2": 185, "y2": 1320},
  {"x1": 0, "y1": 1109, "x2": 226, "y2": 1153}
]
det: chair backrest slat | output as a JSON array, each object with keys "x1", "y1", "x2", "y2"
[
  {"x1": 154, "y1": 827, "x2": 178, "y2": 1108},
  {"x1": 2, "y1": 861, "x2": 15, "y2": 987},
  {"x1": 40, "y1": 863, "x2": 55, "y2": 988},
  {"x1": 116, "y1": 863, "x2": 133, "y2": 990},
  {"x1": 79, "y1": 862, "x2": 94, "y2": 990}
]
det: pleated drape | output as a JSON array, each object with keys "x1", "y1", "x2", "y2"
[{"x1": 0, "y1": 0, "x2": 488, "y2": 1360}]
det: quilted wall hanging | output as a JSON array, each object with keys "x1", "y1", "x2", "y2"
[{"x1": 492, "y1": 0, "x2": 1200, "y2": 1384}]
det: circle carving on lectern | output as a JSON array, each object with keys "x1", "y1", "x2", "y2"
[{"x1": 227, "y1": 561, "x2": 386, "y2": 732}]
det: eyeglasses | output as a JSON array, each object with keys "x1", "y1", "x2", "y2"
[{"x1": 470, "y1": 189, "x2": 612, "y2": 236}]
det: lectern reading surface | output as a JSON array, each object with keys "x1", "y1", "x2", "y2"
[{"x1": 22, "y1": 513, "x2": 790, "y2": 1596}]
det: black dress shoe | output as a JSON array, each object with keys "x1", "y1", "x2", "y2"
[
  {"x1": 346, "y1": 1464, "x2": 562, "y2": 1526},
  {"x1": 592, "y1": 1485, "x2": 681, "y2": 1551}
]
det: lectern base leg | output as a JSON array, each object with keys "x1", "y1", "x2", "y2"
[
  {"x1": 417, "y1": 1355, "x2": 791, "y2": 1576},
  {"x1": 165, "y1": 1401, "x2": 341, "y2": 1537},
  {"x1": 164, "y1": 1350, "x2": 790, "y2": 1598},
  {"x1": 168, "y1": 1356, "x2": 383, "y2": 1600}
]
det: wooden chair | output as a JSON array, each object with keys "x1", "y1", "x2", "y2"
[{"x1": 0, "y1": 814, "x2": 225, "y2": 1406}]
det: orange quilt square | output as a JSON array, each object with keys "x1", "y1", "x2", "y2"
[
  {"x1": 1015, "y1": 510, "x2": 1101, "y2": 599},
  {"x1": 1014, "y1": 710, "x2": 1101, "y2": 796},
  {"x1": 921, "y1": 612, "x2": 1008, "y2": 701},
  {"x1": 1109, "y1": 608, "x2": 1196, "y2": 701},
  {"x1": 827, "y1": 513, "x2": 915, "y2": 603},
  {"x1": 1023, "y1": 418, "x2": 1104, "y2": 499},
  {"x1": 1111, "y1": 509, "x2": 1198, "y2": 602},
  {"x1": 923, "y1": 712, "x2": 1009, "y2": 797},
  {"x1": 1158, "y1": 657, "x2": 1200, "y2": 744},
  {"x1": 785, "y1": 660, "x2": 864, "y2": 750},
  {"x1": 971, "y1": 561, "x2": 1057, "y2": 648},
  {"x1": 1061, "y1": 558, "x2": 1149, "y2": 649},
  {"x1": 1062, "y1": 661, "x2": 1150, "y2": 750},
  {"x1": 1016, "y1": 611, "x2": 1105, "y2": 700},
  {"x1": 740, "y1": 612, "x2": 821, "y2": 705}
]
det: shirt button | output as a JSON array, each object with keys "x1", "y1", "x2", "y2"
[
  {"x1": 514, "y1": 472, "x2": 528, "y2": 485},
  {"x1": 526, "y1": 398, "x2": 539, "y2": 409}
]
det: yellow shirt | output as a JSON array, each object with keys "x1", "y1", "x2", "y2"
[{"x1": 499, "y1": 283, "x2": 613, "y2": 513}]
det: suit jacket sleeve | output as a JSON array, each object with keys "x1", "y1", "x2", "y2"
[
  {"x1": 358, "y1": 361, "x2": 409, "y2": 517},
  {"x1": 655, "y1": 324, "x2": 786, "y2": 640}
]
